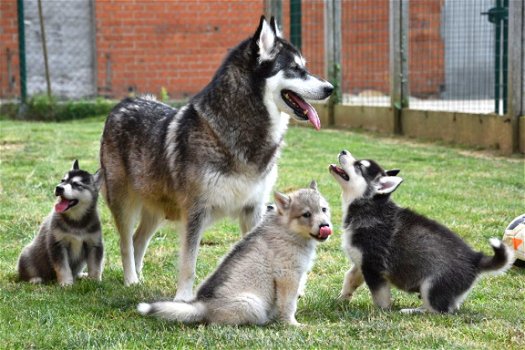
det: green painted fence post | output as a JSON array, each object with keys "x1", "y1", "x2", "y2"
[
  {"x1": 290, "y1": 0, "x2": 301, "y2": 50},
  {"x1": 17, "y1": 0, "x2": 27, "y2": 104}
]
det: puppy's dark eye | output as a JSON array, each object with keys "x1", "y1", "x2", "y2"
[
  {"x1": 322, "y1": 207, "x2": 327, "y2": 213},
  {"x1": 302, "y1": 212, "x2": 311, "y2": 218}
]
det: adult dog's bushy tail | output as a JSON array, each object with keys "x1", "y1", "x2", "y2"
[
  {"x1": 137, "y1": 300, "x2": 206, "y2": 323},
  {"x1": 477, "y1": 238, "x2": 515, "y2": 274}
]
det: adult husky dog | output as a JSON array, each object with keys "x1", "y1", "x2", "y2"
[
  {"x1": 329, "y1": 150, "x2": 515, "y2": 313},
  {"x1": 138, "y1": 182, "x2": 332, "y2": 325},
  {"x1": 100, "y1": 16, "x2": 333, "y2": 300},
  {"x1": 18, "y1": 160, "x2": 104, "y2": 286}
]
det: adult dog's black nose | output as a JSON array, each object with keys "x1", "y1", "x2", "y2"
[
  {"x1": 55, "y1": 186, "x2": 64, "y2": 196},
  {"x1": 340, "y1": 150, "x2": 347, "y2": 156},
  {"x1": 324, "y1": 85, "x2": 334, "y2": 96}
]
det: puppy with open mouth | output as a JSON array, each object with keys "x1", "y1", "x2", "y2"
[
  {"x1": 17, "y1": 160, "x2": 104, "y2": 286},
  {"x1": 329, "y1": 150, "x2": 514, "y2": 313}
]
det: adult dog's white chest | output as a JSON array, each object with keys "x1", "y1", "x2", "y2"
[{"x1": 204, "y1": 164, "x2": 278, "y2": 218}]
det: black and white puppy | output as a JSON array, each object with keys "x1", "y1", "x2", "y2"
[
  {"x1": 329, "y1": 150, "x2": 515, "y2": 313},
  {"x1": 18, "y1": 160, "x2": 104, "y2": 286}
]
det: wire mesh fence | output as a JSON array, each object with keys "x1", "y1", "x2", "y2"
[
  {"x1": 21, "y1": 0, "x2": 96, "y2": 99},
  {"x1": 408, "y1": 0, "x2": 504, "y2": 114},
  {"x1": 0, "y1": 0, "x2": 521, "y2": 117}
]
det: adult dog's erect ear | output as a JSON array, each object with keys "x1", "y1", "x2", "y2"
[
  {"x1": 269, "y1": 16, "x2": 282, "y2": 37},
  {"x1": 72, "y1": 159, "x2": 79, "y2": 170},
  {"x1": 253, "y1": 15, "x2": 276, "y2": 62}
]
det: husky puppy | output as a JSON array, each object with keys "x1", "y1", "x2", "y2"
[
  {"x1": 329, "y1": 151, "x2": 515, "y2": 313},
  {"x1": 17, "y1": 160, "x2": 104, "y2": 286},
  {"x1": 100, "y1": 16, "x2": 333, "y2": 299},
  {"x1": 137, "y1": 182, "x2": 332, "y2": 325}
]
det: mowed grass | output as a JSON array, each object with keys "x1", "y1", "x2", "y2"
[{"x1": 0, "y1": 117, "x2": 524, "y2": 349}]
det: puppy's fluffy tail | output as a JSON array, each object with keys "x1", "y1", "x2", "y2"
[
  {"x1": 477, "y1": 238, "x2": 515, "y2": 275},
  {"x1": 137, "y1": 300, "x2": 206, "y2": 323}
]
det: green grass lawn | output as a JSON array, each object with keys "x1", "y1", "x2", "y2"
[{"x1": 0, "y1": 117, "x2": 524, "y2": 349}]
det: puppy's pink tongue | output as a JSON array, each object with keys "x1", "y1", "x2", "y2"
[
  {"x1": 55, "y1": 198, "x2": 69, "y2": 213},
  {"x1": 319, "y1": 226, "x2": 332, "y2": 239}
]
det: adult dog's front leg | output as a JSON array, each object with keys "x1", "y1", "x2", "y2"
[
  {"x1": 175, "y1": 206, "x2": 209, "y2": 302},
  {"x1": 239, "y1": 203, "x2": 264, "y2": 236}
]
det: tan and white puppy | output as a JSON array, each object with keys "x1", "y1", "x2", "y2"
[{"x1": 138, "y1": 181, "x2": 332, "y2": 325}]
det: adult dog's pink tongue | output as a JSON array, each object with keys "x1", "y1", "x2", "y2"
[
  {"x1": 289, "y1": 93, "x2": 321, "y2": 130},
  {"x1": 319, "y1": 226, "x2": 332, "y2": 239},
  {"x1": 55, "y1": 198, "x2": 69, "y2": 213}
]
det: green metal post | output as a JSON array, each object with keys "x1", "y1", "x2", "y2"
[
  {"x1": 495, "y1": 0, "x2": 501, "y2": 114},
  {"x1": 17, "y1": 0, "x2": 27, "y2": 103},
  {"x1": 502, "y1": 0, "x2": 508, "y2": 114},
  {"x1": 290, "y1": 0, "x2": 301, "y2": 50}
]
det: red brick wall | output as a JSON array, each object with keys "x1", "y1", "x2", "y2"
[
  {"x1": 301, "y1": 0, "x2": 325, "y2": 78},
  {"x1": 281, "y1": 0, "x2": 325, "y2": 78},
  {"x1": 342, "y1": 0, "x2": 390, "y2": 95},
  {"x1": 341, "y1": 0, "x2": 445, "y2": 97},
  {"x1": 94, "y1": 0, "x2": 264, "y2": 99},
  {"x1": 1, "y1": 0, "x2": 444, "y2": 100},
  {"x1": 0, "y1": 1, "x2": 20, "y2": 99}
]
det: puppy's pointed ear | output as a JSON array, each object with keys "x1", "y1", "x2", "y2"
[
  {"x1": 386, "y1": 169, "x2": 400, "y2": 176},
  {"x1": 375, "y1": 176, "x2": 403, "y2": 195},
  {"x1": 274, "y1": 191, "x2": 291, "y2": 214},
  {"x1": 72, "y1": 159, "x2": 79, "y2": 170},
  {"x1": 269, "y1": 16, "x2": 282, "y2": 37},
  {"x1": 253, "y1": 15, "x2": 276, "y2": 62},
  {"x1": 93, "y1": 169, "x2": 104, "y2": 190},
  {"x1": 309, "y1": 180, "x2": 318, "y2": 191}
]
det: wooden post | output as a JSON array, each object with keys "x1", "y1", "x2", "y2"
[
  {"x1": 390, "y1": 0, "x2": 409, "y2": 134},
  {"x1": 37, "y1": 0, "x2": 52, "y2": 99},
  {"x1": 325, "y1": 0, "x2": 342, "y2": 126},
  {"x1": 508, "y1": 0, "x2": 524, "y2": 153}
]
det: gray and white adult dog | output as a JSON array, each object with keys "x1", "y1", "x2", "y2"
[
  {"x1": 329, "y1": 150, "x2": 515, "y2": 313},
  {"x1": 100, "y1": 16, "x2": 333, "y2": 300},
  {"x1": 18, "y1": 160, "x2": 104, "y2": 286},
  {"x1": 137, "y1": 182, "x2": 332, "y2": 325}
]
